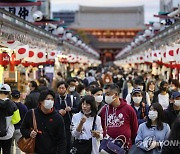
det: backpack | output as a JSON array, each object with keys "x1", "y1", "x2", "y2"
[
  {"x1": 0, "y1": 115, "x2": 7, "y2": 137},
  {"x1": 0, "y1": 100, "x2": 7, "y2": 137}
]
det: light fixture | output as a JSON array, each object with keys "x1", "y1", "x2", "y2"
[
  {"x1": 56, "y1": 27, "x2": 64, "y2": 35},
  {"x1": 32, "y1": 11, "x2": 43, "y2": 21},
  {"x1": 153, "y1": 22, "x2": 161, "y2": 30},
  {"x1": 144, "y1": 29, "x2": 152, "y2": 37},
  {"x1": 66, "y1": 33, "x2": 72, "y2": 39}
]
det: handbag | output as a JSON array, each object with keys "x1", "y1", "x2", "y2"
[
  {"x1": 99, "y1": 106, "x2": 127, "y2": 154},
  {"x1": 17, "y1": 109, "x2": 37, "y2": 154},
  {"x1": 99, "y1": 135, "x2": 127, "y2": 154},
  {"x1": 70, "y1": 115, "x2": 97, "y2": 154}
]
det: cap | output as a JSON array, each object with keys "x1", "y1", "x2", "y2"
[
  {"x1": 171, "y1": 91, "x2": 180, "y2": 99},
  {"x1": 0, "y1": 84, "x2": 11, "y2": 92},
  {"x1": 132, "y1": 88, "x2": 142, "y2": 95},
  {"x1": 11, "y1": 90, "x2": 20, "y2": 98}
]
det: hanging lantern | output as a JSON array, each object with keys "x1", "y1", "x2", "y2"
[
  {"x1": 153, "y1": 22, "x2": 161, "y2": 30},
  {"x1": 131, "y1": 42, "x2": 136, "y2": 47},
  {"x1": 56, "y1": 27, "x2": 64, "y2": 35},
  {"x1": 138, "y1": 35, "x2": 144, "y2": 42},
  {"x1": 144, "y1": 29, "x2": 152, "y2": 37},
  {"x1": 11, "y1": 53, "x2": 21, "y2": 66},
  {"x1": 66, "y1": 33, "x2": 72, "y2": 39},
  {"x1": 71, "y1": 36, "x2": 78, "y2": 43},
  {"x1": 0, "y1": 52, "x2": 10, "y2": 66}
]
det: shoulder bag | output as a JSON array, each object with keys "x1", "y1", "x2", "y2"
[
  {"x1": 99, "y1": 105, "x2": 127, "y2": 154},
  {"x1": 17, "y1": 109, "x2": 37, "y2": 153}
]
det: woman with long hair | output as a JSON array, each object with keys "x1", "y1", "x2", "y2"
[
  {"x1": 135, "y1": 103, "x2": 170, "y2": 153},
  {"x1": 70, "y1": 95, "x2": 103, "y2": 154}
]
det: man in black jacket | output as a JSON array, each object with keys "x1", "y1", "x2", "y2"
[
  {"x1": 25, "y1": 81, "x2": 40, "y2": 109},
  {"x1": 164, "y1": 91, "x2": 180, "y2": 128},
  {"x1": 54, "y1": 81, "x2": 79, "y2": 154},
  {"x1": 21, "y1": 89, "x2": 66, "y2": 154},
  {"x1": 67, "y1": 78, "x2": 80, "y2": 106}
]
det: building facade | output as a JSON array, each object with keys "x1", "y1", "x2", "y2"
[
  {"x1": 53, "y1": 11, "x2": 75, "y2": 26},
  {"x1": 70, "y1": 5, "x2": 145, "y2": 63}
]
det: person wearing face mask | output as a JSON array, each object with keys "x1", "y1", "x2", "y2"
[
  {"x1": 102, "y1": 73, "x2": 113, "y2": 85},
  {"x1": 20, "y1": 90, "x2": 66, "y2": 154},
  {"x1": 130, "y1": 88, "x2": 149, "y2": 125},
  {"x1": 54, "y1": 81, "x2": 79, "y2": 154},
  {"x1": 147, "y1": 81, "x2": 155, "y2": 102},
  {"x1": 71, "y1": 95, "x2": 103, "y2": 154},
  {"x1": 100, "y1": 84, "x2": 138, "y2": 150},
  {"x1": 126, "y1": 77, "x2": 151, "y2": 106},
  {"x1": 134, "y1": 103, "x2": 170, "y2": 154},
  {"x1": 122, "y1": 79, "x2": 134, "y2": 99},
  {"x1": 169, "y1": 79, "x2": 180, "y2": 92},
  {"x1": 164, "y1": 91, "x2": 180, "y2": 128},
  {"x1": 67, "y1": 78, "x2": 81, "y2": 107},
  {"x1": 91, "y1": 87, "x2": 105, "y2": 115},
  {"x1": 152, "y1": 81, "x2": 171, "y2": 110}
]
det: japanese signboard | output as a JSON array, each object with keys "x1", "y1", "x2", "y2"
[{"x1": 0, "y1": 6, "x2": 34, "y2": 22}]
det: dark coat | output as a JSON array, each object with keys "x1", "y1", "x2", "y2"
[
  {"x1": 20, "y1": 108, "x2": 66, "y2": 154},
  {"x1": 131, "y1": 102, "x2": 149, "y2": 125},
  {"x1": 164, "y1": 104, "x2": 180, "y2": 128},
  {"x1": 54, "y1": 94, "x2": 79, "y2": 129}
]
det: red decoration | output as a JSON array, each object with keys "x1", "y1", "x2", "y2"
[
  {"x1": 11, "y1": 53, "x2": 21, "y2": 66},
  {"x1": 22, "y1": 61, "x2": 31, "y2": 67},
  {"x1": 50, "y1": 52, "x2": 55, "y2": 56},
  {"x1": 18, "y1": 48, "x2": 26, "y2": 54},
  {"x1": 37, "y1": 52, "x2": 44, "y2": 58},
  {"x1": 0, "y1": 52, "x2": 10, "y2": 66},
  {"x1": 169, "y1": 50, "x2": 174, "y2": 56},
  {"x1": 7, "y1": 40, "x2": 15, "y2": 44},
  {"x1": 29, "y1": 51, "x2": 34, "y2": 57}
]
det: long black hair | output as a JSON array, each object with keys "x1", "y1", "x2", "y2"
[
  {"x1": 146, "y1": 103, "x2": 164, "y2": 130},
  {"x1": 79, "y1": 95, "x2": 97, "y2": 117}
]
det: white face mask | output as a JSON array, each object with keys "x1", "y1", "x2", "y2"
[
  {"x1": 137, "y1": 85, "x2": 144, "y2": 91},
  {"x1": 105, "y1": 79, "x2": 110, "y2": 83},
  {"x1": 95, "y1": 95, "x2": 103, "y2": 103},
  {"x1": 132, "y1": 97, "x2": 142, "y2": 104},
  {"x1": 105, "y1": 95, "x2": 116, "y2": 104},
  {"x1": 148, "y1": 110, "x2": 158, "y2": 121},
  {"x1": 174, "y1": 100, "x2": 180, "y2": 107},
  {"x1": 69, "y1": 86, "x2": 75, "y2": 92},
  {"x1": 44, "y1": 100, "x2": 54, "y2": 109},
  {"x1": 169, "y1": 86, "x2": 176, "y2": 91}
]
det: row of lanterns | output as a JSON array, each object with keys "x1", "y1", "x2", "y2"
[{"x1": 116, "y1": 22, "x2": 163, "y2": 59}]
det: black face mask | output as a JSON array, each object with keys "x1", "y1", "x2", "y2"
[{"x1": 162, "y1": 87, "x2": 168, "y2": 91}]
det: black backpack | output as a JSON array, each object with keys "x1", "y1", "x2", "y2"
[
  {"x1": 0, "y1": 115, "x2": 7, "y2": 137},
  {"x1": 0, "y1": 100, "x2": 8, "y2": 137}
]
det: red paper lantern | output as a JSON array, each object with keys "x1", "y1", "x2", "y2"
[
  {"x1": 10, "y1": 53, "x2": 21, "y2": 66},
  {"x1": 0, "y1": 52, "x2": 10, "y2": 66}
]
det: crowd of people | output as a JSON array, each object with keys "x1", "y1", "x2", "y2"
[{"x1": 0, "y1": 65, "x2": 180, "y2": 154}]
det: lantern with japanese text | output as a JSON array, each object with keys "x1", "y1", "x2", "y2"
[{"x1": 0, "y1": 52, "x2": 10, "y2": 66}]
